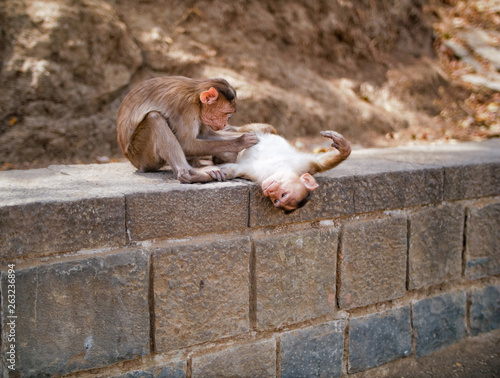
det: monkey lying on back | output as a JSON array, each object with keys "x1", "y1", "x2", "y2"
[{"x1": 217, "y1": 127, "x2": 351, "y2": 213}]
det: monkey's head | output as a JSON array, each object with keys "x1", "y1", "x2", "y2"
[
  {"x1": 199, "y1": 79, "x2": 237, "y2": 131},
  {"x1": 261, "y1": 171, "x2": 319, "y2": 213}
]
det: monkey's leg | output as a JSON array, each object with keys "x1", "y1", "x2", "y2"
[
  {"x1": 127, "y1": 111, "x2": 191, "y2": 174},
  {"x1": 129, "y1": 112, "x2": 223, "y2": 183},
  {"x1": 213, "y1": 152, "x2": 238, "y2": 165}
]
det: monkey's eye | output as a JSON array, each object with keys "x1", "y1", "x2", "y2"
[
  {"x1": 274, "y1": 199, "x2": 280, "y2": 204},
  {"x1": 282, "y1": 193, "x2": 288, "y2": 198}
]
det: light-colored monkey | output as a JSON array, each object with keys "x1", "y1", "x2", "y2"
[{"x1": 218, "y1": 128, "x2": 351, "y2": 212}]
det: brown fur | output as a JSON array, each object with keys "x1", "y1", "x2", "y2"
[{"x1": 116, "y1": 76, "x2": 257, "y2": 183}]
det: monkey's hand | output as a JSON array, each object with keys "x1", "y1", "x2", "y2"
[
  {"x1": 320, "y1": 131, "x2": 351, "y2": 157},
  {"x1": 178, "y1": 166, "x2": 226, "y2": 184},
  {"x1": 235, "y1": 133, "x2": 259, "y2": 151}
]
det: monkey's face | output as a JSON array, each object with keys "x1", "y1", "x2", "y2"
[
  {"x1": 200, "y1": 98, "x2": 236, "y2": 131},
  {"x1": 261, "y1": 172, "x2": 318, "y2": 212}
]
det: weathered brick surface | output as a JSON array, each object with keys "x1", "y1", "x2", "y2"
[
  {"x1": 352, "y1": 140, "x2": 500, "y2": 201},
  {"x1": 0, "y1": 140, "x2": 498, "y2": 377},
  {"x1": 444, "y1": 163, "x2": 500, "y2": 200},
  {"x1": 280, "y1": 321, "x2": 345, "y2": 378},
  {"x1": 254, "y1": 228, "x2": 338, "y2": 330},
  {"x1": 154, "y1": 237, "x2": 251, "y2": 352},
  {"x1": 1, "y1": 251, "x2": 149, "y2": 376},
  {"x1": 0, "y1": 167, "x2": 126, "y2": 258},
  {"x1": 354, "y1": 169, "x2": 443, "y2": 213},
  {"x1": 326, "y1": 155, "x2": 444, "y2": 213},
  {"x1": 339, "y1": 215, "x2": 407, "y2": 309},
  {"x1": 408, "y1": 204, "x2": 464, "y2": 290},
  {"x1": 470, "y1": 285, "x2": 500, "y2": 336},
  {"x1": 465, "y1": 201, "x2": 500, "y2": 280},
  {"x1": 118, "y1": 360, "x2": 187, "y2": 378},
  {"x1": 413, "y1": 291, "x2": 467, "y2": 358},
  {"x1": 126, "y1": 182, "x2": 249, "y2": 241},
  {"x1": 348, "y1": 306, "x2": 412, "y2": 373},
  {"x1": 249, "y1": 176, "x2": 354, "y2": 227},
  {"x1": 0, "y1": 197, "x2": 126, "y2": 259},
  {"x1": 191, "y1": 339, "x2": 276, "y2": 378}
]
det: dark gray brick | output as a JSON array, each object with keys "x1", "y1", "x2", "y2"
[
  {"x1": 0, "y1": 167, "x2": 127, "y2": 258},
  {"x1": 353, "y1": 168, "x2": 443, "y2": 213},
  {"x1": 154, "y1": 237, "x2": 251, "y2": 352},
  {"x1": 339, "y1": 215, "x2": 407, "y2": 309},
  {"x1": 444, "y1": 163, "x2": 500, "y2": 200},
  {"x1": 249, "y1": 176, "x2": 354, "y2": 227},
  {"x1": 470, "y1": 285, "x2": 500, "y2": 336},
  {"x1": 348, "y1": 306, "x2": 412, "y2": 373},
  {"x1": 126, "y1": 182, "x2": 249, "y2": 241},
  {"x1": 0, "y1": 250, "x2": 150, "y2": 376},
  {"x1": 254, "y1": 227, "x2": 338, "y2": 330},
  {"x1": 192, "y1": 339, "x2": 276, "y2": 378},
  {"x1": 118, "y1": 360, "x2": 187, "y2": 378},
  {"x1": 465, "y1": 201, "x2": 500, "y2": 280},
  {"x1": 408, "y1": 204, "x2": 464, "y2": 289},
  {"x1": 280, "y1": 321, "x2": 345, "y2": 378},
  {"x1": 413, "y1": 291, "x2": 467, "y2": 358},
  {"x1": 0, "y1": 197, "x2": 126, "y2": 258},
  {"x1": 325, "y1": 154, "x2": 444, "y2": 213}
]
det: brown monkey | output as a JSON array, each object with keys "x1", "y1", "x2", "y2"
[
  {"x1": 116, "y1": 76, "x2": 258, "y2": 183},
  {"x1": 218, "y1": 129, "x2": 351, "y2": 213}
]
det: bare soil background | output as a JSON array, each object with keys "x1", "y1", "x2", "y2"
[{"x1": 0, "y1": 0, "x2": 499, "y2": 170}]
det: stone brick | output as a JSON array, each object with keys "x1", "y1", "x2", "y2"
[
  {"x1": 280, "y1": 321, "x2": 345, "y2": 378},
  {"x1": 254, "y1": 228, "x2": 338, "y2": 330},
  {"x1": 347, "y1": 140, "x2": 500, "y2": 203},
  {"x1": 249, "y1": 176, "x2": 354, "y2": 227},
  {"x1": 339, "y1": 215, "x2": 407, "y2": 309},
  {"x1": 413, "y1": 291, "x2": 467, "y2": 358},
  {"x1": 348, "y1": 306, "x2": 412, "y2": 373},
  {"x1": 408, "y1": 204, "x2": 464, "y2": 290},
  {"x1": 465, "y1": 201, "x2": 500, "y2": 279},
  {"x1": 0, "y1": 167, "x2": 126, "y2": 258},
  {"x1": 126, "y1": 182, "x2": 249, "y2": 241},
  {"x1": 324, "y1": 154, "x2": 444, "y2": 214},
  {"x1": 470, "y1": 285, "x2": 500, "y2": 336},
  {"x1": 0, "y1": 197, "x2": 126, "y2": 258},
  {"x1": 154, "y1": 237, "x2": 251, "y2": 352},
  {"x1": 192, "y1": 339, "x2": 276, "y2": 378},
  {"x1": 353, "y1": 168, "x2": 443, "y2": 213},
  {"x1": 444, "y1": 163, "x2": 500, "y2": 200},
  {"x1": 0, "y1": 251, "x2": 150, "y2": 376},
  {"x1": 118, "y1": 360, "x2": 187, "y2": 378}
]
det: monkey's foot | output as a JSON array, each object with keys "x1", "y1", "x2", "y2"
[
  {"x1": 320, "y1": 131, "x2": 351, "y2": 156},
  {"x1": 178, "y1": 166, "x2": 226, "y2": 184}
]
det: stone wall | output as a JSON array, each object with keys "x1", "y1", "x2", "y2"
[{"x1": 1, "y1": 140, "x2": 499, "y2": 377}]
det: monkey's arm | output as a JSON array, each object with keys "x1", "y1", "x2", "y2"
[
  {"x1": 310, "y1": 131, "x2": 351, "y2": 174},
  {"x1": 183, "y1": 132, "x2": 258, "y2": 156}
]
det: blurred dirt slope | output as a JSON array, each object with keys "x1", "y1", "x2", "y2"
[{"x1": 0, "y1": 0, "x2": 498, "y2": 169}]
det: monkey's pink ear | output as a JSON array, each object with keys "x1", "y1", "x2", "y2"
[
  {"x1": 200, "y1": 87, "x2": 219, "y2": 104},
  {"x1": 300, "y1": 173, "x2": 319, "y2": 191}
]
